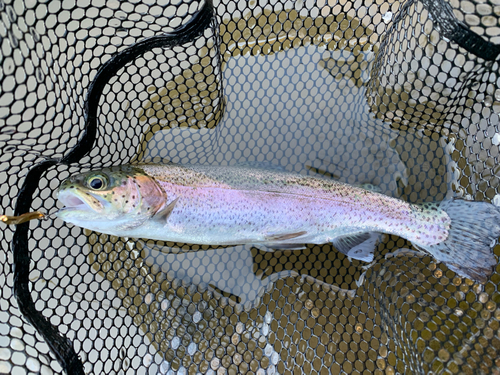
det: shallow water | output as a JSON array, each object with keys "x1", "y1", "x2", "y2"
[
  {"x1": 122, "y1": 44, "x2": 459, "y2": 308},
  {"x1": 52, "y1": 39, "x2": 479, "y2": 374},
  {"x1": 141, "y1": 45, "x2": 457, "y2": 200}
]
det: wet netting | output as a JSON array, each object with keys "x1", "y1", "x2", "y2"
[{"x1": 1, "y1": 0, "x2": 500, "y2": 374}]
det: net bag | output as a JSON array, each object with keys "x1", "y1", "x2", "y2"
[{"x1": 0, "y1": 0, "x2": 499, "y2": 374}]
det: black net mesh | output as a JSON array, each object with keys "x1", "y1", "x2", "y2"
[{"x1": 1, "y1": 0, "x2": 500, "y2": 374}]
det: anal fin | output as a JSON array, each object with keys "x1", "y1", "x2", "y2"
[{"x1": 332, "y1": 232, "x2": 381, "y2": 262}]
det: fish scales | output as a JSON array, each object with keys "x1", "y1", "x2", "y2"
[
  {"x1": 139, "y1": 164, "x2": 447, "y2": 246},
  {"x1": 56, "y1": 163, "x2": 500, "y2": 283}
]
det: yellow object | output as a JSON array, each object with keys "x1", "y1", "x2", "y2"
[{"x1": 0, "y1": 212, "x2": 45, "y2": 225}]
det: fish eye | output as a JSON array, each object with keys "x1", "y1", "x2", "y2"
[{"x1": 87, "y1": 175, "x2": 107, "y2": 190}]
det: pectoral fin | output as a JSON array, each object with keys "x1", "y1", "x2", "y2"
[
  {"x1": 154, "y1": 198, "x2": 179, "y2": 223},
  {"x1": 332, "y1": 232, "x2": 381, "y2": 262}
]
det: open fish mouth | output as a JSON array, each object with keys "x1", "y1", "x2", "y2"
[{"x1": 57, "y1": 189, "x2": 104, "y2": 213}]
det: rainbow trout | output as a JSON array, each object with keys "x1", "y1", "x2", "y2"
[{"x1": 56, "y1": 164, "x2": 499, "y2": 283}]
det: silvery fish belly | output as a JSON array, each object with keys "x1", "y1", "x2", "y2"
[{"x1": 56, "y1": 164, "x2": 500, "y2": 283}]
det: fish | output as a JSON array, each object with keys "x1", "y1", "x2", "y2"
[{"x1": 56, "y1": 163, "x2": 500, "y2": 283}]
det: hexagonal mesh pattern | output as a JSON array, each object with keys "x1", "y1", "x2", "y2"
[{"x1": 1, "y1": 0, "x2": 499, "y2": 374}]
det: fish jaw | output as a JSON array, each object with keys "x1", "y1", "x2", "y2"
[
  {"x1": 55, "y1": 187, "x2": 130, "y2": 234},
  {"x1": 56, "y1": 188, "x2": 110, "y2": 221}
]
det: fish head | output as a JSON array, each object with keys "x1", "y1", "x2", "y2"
[{"x1": 56, "y1": 166, "x2": 167, "y2": 232}]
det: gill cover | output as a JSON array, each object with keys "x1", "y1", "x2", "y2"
[{"x1": 57, "y1": 165, "x2": 167, "y2": 231}]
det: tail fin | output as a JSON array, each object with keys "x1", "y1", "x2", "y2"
[{"x1": 415, "y1": 199, "x2": 499, "y2": 283}]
